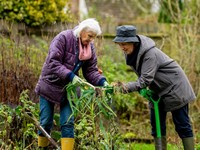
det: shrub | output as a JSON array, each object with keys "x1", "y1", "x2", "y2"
[
  {"x1": 0, "y1": 0, "x2": 72, "y2": 27},
  {"x1": 0, "y1": 34, "x2": 48, "y2": 104},
  {"x1": 0, "y1": 90, "x2": 38, "y2": 149}
]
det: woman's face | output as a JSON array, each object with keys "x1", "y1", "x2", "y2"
[
  {"x1": 117, "y1": 42, "x2": 134, "y2": 55},
  {"x1": 80, "y1": 30, "x2": 96, "y2": 45}
]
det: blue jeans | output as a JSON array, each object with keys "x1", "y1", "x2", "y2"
[
  {"x1": 150, "y1": 103, "x2": 193, "y2": 138},
  {"x1": 38, "y1": 96, "x2": 74, "y2": 138}
]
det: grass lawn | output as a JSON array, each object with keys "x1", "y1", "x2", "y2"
[{"x1": 125, "y1": 142, "x2": 183, "y2": 150}]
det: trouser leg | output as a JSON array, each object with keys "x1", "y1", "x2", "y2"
[
  {"x1": 60, "y1": 98, "x2": 75, "y2": 150},
  {"x1": 172, "y1": 104, "x2": 194, "y2": 150},
  {"x1": 38, "y1": 96, "x2": 54, "y2": 148},
  {"x1": 60, "y1": 98, "x2": 74, "y2": 138}
]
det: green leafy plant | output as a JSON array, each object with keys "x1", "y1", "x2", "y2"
[
  {"x1": 66, "y1": 82, "x2": 125, "y2": 149},
  {"x1": 0, "y1": 0, "x2": 72, "y2": 27},
  {"x1": 0, "y1": 90, "x2": 38, "y2": 149}
]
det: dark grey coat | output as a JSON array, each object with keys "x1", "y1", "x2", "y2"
[
  {"x1": 125, "y1": 35, "x2": 196, "y2": 111},
  {"x1": 35, "y1": 29, "x2": 106, "y2": 104}
]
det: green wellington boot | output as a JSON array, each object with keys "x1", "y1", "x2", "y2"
[
  {"x1": 154, "y1": 136, "x2": 167, "y2": 150},
  {"x1": 161, "y1": 136, "x2": 167, "y2": 150},
  {"x1": 182, "y1": 137, "x2": 195, "y2": 150}
]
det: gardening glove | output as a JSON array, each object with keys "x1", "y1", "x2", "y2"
[
  {"x1": 72, "y1": 75, "x2": 84, "y2": 86},
  {"x1": 139, "y1": 88, "x2": 159, "y2": 101},
  {"x1": 103, "y1": 81, "x2": 109, "y2": 87},
  {"x1": 103, "y1": 81, "x2": 114, "y2": 95}
]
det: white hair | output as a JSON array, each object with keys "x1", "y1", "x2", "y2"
[{"x1": 73, "y1": 18, "x2": 102, "y2": 37}]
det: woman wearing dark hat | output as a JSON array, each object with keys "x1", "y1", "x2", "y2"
[{"x1": 113, "y1": 25, "x2": 195, "y2": 150}]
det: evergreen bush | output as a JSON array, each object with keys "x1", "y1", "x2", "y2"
[{"x1": 0, "y1": 0, "x2": 72, "y2": 27}]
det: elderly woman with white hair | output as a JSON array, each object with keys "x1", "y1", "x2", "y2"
[{"x1": 35, "y1": 18, "x2": 109, "y2": 149}]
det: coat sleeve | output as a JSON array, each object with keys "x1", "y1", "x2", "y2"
[
  {"x1": 125, "y1": 50, "x2": 158, "y2": 92},
  {"x1": 45, "y1": 34, "x2": 72, "y2": 80}
]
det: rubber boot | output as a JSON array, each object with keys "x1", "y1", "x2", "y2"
[
  {"x1": 154, "y1": 137, "x2": 162, "y2": 150},
  {"x1": 182, "y1": 137, "x2": 195, "y2": 150},
  {"x1": 161, "y1": 136, "x2": 167, "y2": 150},
  {"x1": 61, "y1": 138, "x2": 74, "y2": 150},
  {"x1": 38, "y1": 136, "x2": 49, "y2": 149}
]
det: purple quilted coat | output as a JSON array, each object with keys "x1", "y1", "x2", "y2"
[{"x1": 35, "y1": 29, "x2": 106, "y2": 104}]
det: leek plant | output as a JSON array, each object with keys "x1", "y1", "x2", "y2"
[{"x1": 66, "y1": 82, "x2": 123, "y2": 149}]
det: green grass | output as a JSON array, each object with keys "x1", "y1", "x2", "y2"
[{"x1": 128, "y1": 142, "x2": 182, "y2": 150}]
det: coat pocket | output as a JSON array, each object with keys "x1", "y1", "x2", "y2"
[
  {"x1": 39, "y1": 78, "x2": 66, "y2": 103},
  {"x1": 162, "y1": 85, "x2": 183, "y2": 111},
  {"x1": 44, "y1": 74, "x2": 67, "y2": 87}
]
